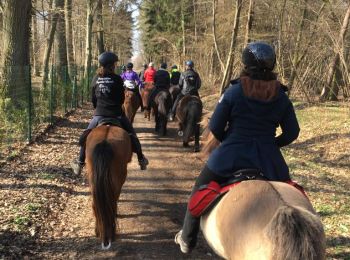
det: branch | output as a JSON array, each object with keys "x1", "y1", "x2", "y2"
[{"x1": 212, "y1": 0, "x2": 225, "y2": 73}]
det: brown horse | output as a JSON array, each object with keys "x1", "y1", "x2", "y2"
[
  {"x1": 123, "y1": 89, "x2": 141, "y2": 124},
  {"x1": 141, "y1": 82, "x2": 154, "y2": 120},
  {"x1": 197, "y1": 131, "x2": 326, "y2": 259},
  {"x1": 176, "y1": 95, "x2": 202, "y2": 152},
  {"x1": 85, "y1": 125, "x2": 132, "y2": 249},
  {"x1": 153, "y1": 90, "x2": 172, "y2": 136}
]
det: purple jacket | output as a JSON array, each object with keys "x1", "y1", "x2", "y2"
[{"x1": 121, "y1": 70, "x2": 143, "y2": 88}]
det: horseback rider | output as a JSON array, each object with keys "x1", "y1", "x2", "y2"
[
  {"x1": 174, "y1": 42, "x2": 300, "y2": 254},
  {"x1": 139, "y1": 63, "x2": 148, "y2": 83},
  {"x1": 170, "y1": 65, "x2": 181, "y2": 86},
  {"x1": 146, "y1": 62, "x2": 171, "y2": 111},
  {"x1": 121, "y1": 62, "x2": 143, "y2": 109},
  {"x1": 169, "y1": 60, "x2": 201, "y2": 121},
  {"x1": 71, "y1": 52, "x2": 149, "y2": 175},
  {"x1": 143, "y1": 62, "x2": 156, "y2": 86}
]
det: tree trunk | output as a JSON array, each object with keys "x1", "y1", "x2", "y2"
[
  {"x1": 55, "y1": 0, "x2": 70, "y2": 83},
  {"x1": 32, "y1": 8, "x2": 40, "y2": 76},
  {"x1": 212, "y1": 0, "x2": 224, "y2": 72},
  {"x1": 287, "y1": 0, "x2": 308, "y2": 93},
  {"x1": 181, "y1": 0, "x2": 186, "y2": 64},
  {"x1": 65, "y1": 0, "x2": 75, "y2": 77},
  {"x1": 42, "y1": 1, "x2": 59, "y2": 88},
  {"x1": 1, "y1": 0, "x2": 32, "y2": 103},
  {"x1": 96, "y1": 0, "x2": 105, "y2": 54},
  {"x1": 219, "y1": 0, "x2": 242, "y2": 94},
  {"x1": 243, "y1": 0, "x2": 254, "y2": 47},
  {"x1": 84, "y1": 0, "x2": 95, "y2": 81},
  {"x1": 320, "y1": 4, "x2": 350, "y2": 101}
]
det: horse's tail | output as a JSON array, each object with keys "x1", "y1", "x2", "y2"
[
  {"x1": 91, "y1": 140, "x2": 117, "y2": 247},
  {"x1": 266, "y1": 205, "x2": 326, "y2": 260},
  {"x1": 183, "y1": 100, "x2": 202, "y2": 143}
]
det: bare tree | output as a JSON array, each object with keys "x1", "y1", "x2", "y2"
[
  {"x1": 65, "y1": 0, "x2": 75, "y2": 77},
  {"x1": 220, "y1": 0, "x2": 243, "y2": 94},
  {"x1": 320, "y1": 3, "x2": 350, "y2": 101}
]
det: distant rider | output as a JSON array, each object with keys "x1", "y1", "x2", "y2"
[
  {"x1": 146, "y1": 62, "x2": 171, "y2": 110},
  {"x1": 169, "y1": 60, "x2": 201, "y2": 121},
  {"x1": 121, "y1": 62, "x2": 143, "y2": 109},
  {"x1": 170, "y1": 65, "x2": 181, "y2": 86}
]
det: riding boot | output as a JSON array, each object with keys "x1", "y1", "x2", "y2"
[
  {"x1": 129, "y1": 134, "x2": 148, "y2": 170},
  {"x1": 71, "y1": 146, "x2": 85, "y2": 175}
]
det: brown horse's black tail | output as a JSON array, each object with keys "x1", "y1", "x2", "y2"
[
  {"x1": 266, "y1": 205, "x2": 326, "y2": 260},
  {"x1": 91, "y1": 140, "x2": 116, "y2": 247}
]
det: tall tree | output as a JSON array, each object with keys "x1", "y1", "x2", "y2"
[
  {"x1": 55, "y1": 0, "x2": 70, "y2": 83},
  {"x1": 220, "y1": 0, "x2": 243, "y2": 94},
  {"x1": 1, "y1": 0, "x2": 32, "y2": 103},
  {"x1": 84, "y1": 0, "x2": 95, "y2": 80},
  {"x1": 320, "y1": 4, "x2": 350, "y2": 101},
  {"x1": 96, "y1": 0, "x2": 105, "y2": 54},
  {"x1": 42, "y1": 0, "x2": 60, "y2": 87},
  {"x1": 32, "y1": 5, "x2": 40, "y2": 77},
  {"x1": 65, "y1": 0, "x2": 75, "y2": 77}
]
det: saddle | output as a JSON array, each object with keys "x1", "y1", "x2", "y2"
[
  {"x1": 78, "y1": 118, "x2": 123, "y2": 147},
  {"x1": 188, "y1": 169, "x2": 306, "y2": 218}
]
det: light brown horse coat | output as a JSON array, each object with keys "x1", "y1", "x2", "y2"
[
  {"x1": 123, "y1": 89, "x2": 141, "y2": 124},
  {"x1": 85, "y1": 125, "x2": 132, "y2": 248},
  {"x1": 201, "y1": 180, "x2": 325, "y2": 260}
]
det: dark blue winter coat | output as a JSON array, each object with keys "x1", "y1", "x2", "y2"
[{"x1": 206, "y1": 80, "x2": 300, "y2": 181}]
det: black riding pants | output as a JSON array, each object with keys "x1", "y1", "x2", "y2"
[
  {"x1": 181, "y1": 165, "x2": 230, "y2": 248},
  {"x1": 78, "y1": 115, "x2": 143, "y2": 164}
]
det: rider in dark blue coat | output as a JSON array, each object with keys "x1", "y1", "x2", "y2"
[{"x1": 175, "y1": 42, "x2": 300, "y2": 254}]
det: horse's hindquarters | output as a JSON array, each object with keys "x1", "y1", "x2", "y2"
[{"x1": 201, "y1": 180, "x2": 324, "y2": 260}]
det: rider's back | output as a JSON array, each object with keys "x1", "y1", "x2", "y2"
[
  {"x1": 92, "y1": 73, "x2": 125, "y2": 117},
  {"x1": 154, "y1": 69, "x2": 170, "y2": 88},
  {"x1": 144, "y1": 67, "x2": 156, "y2": 82},
  {"x1": 208, "y1": 77, "x2": 299, "y2": 181}
]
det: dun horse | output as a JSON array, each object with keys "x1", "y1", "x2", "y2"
[
  {"x1": 85, "y1": 125, "x2": 132, "y2": 249},
  {"x1": 123, "y1": 89, "x2": 141, "y2": 124},
  {"x1": 176, "y1": 95, "x2": 202, "y2": 152},
  {"x1": 197, "y1": 131, "x2": 326, "y2": 259},
  {"x1": 152, "y1": 90, "x2": 172, "y2": 136}
]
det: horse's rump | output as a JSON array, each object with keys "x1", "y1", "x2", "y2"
[
  {"x1": 141, "y1": 82, "x2": 154, "y2": 107},
  {"x1": 176, "y1": 95, "x2": 202, "y2": 123},
  {"x1": 201, "y1": 180, "x2": 325, "y2": 260},
  {"x1": 85, "y1": 125, "x2": 132, "y2": 248},
  {"x1": 154, "y1": 90, "x2": 172, "y2": 115},
  {"x1": 123, "y1": 89, "x2": 141, "y2": 123}
]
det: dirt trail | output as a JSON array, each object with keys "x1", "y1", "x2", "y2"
[{"x1": 3, "y1": 107, "x2": 216, "y2": 259}]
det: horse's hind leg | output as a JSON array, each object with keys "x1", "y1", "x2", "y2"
[{"x1": 194, "y1": 124, "x2": 200, "y2": 152}]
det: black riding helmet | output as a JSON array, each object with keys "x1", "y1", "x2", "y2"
[
  {"x1": 98, "y1": 52, "x2": 118, "y2": 67},
  {"x1": 242, "y1": 42, "x2": 276, "y2": 71},
  {"x1": 143, "y1": 63, "x2": 148, "y2": 69},
  {"x1": 160, "y1": 62, "x2": 167, "y2": 69},
  {"x1": 127, "y1": 62, "x2": 133, "y2": 69}
]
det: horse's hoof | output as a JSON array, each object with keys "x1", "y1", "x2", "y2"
[
  {"x1": 194, "y1": 147, "x2": 200, "y2": 153},
  {"x1": 183, "y1": 142, "x2": 189, "y2": 147},
  {"x1": 101, "y1": 240, "x2": 112, "y2": 250},
  {"x1": 178, "y1": 130, "x2": 184, "y2": 137}
]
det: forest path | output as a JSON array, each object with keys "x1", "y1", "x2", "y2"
[{"x1": 31, "y1": 107, "x2": 215, "y2": 259}]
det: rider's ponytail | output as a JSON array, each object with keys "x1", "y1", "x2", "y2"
[{"x1": 97, "y1": 64, "x2": 115, "y2": 77}]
